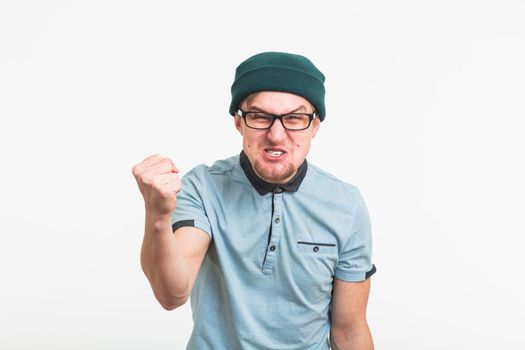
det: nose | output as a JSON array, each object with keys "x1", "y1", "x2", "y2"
[{"x1": 267, "y1": 118, "x2": 288, "y2": 142}]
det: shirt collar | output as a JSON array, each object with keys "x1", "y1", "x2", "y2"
[{"x1": 239, "y1": 150, "x2": 308, "y2": 195}]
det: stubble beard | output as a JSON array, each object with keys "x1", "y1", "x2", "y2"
[{"x1": 253, "y1": 159, "x2": 297, "y2": 184}]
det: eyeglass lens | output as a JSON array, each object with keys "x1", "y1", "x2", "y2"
[{"x1": 244, "y1": 112, "x2": 311, "y2": 130}]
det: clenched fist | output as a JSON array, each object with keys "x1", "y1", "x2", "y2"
[{"x1": 132, "y1": 154, "x2": 181, "y2": 217}]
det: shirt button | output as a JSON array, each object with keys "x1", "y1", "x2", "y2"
[
  {"x1": 313, "y1": 246, "x2": 319, "y2": 252},
  {"x1": 269, "y1": 245, "x2": 276, "y2": 252},
  {"x1": 274, "y1": 217, "x2": 280, "y2": 224}
]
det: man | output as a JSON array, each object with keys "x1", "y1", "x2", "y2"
[{"x1": 132, "y1": 51, "x2": 377, "y2": 350}]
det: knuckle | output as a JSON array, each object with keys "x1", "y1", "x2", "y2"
[
  {"x1": 132, "y1": 164, "x2": 142, "y2": 176},
  {"x1": 133, "y1": 165, "x2": 143, "y2": 174},
  {"x1": 141, "y1": 173, "x2": 153, "y2": 185}
]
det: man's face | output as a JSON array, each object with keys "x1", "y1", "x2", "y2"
[{"x1": 234, "y1": 91, "x2": 321, "y2": 184}]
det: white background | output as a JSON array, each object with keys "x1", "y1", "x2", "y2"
[{"x1": 1, "y1": 1, "x2": 524, "y2": 349}]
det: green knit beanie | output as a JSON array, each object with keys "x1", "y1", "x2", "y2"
[{"x1": 229, "y1": 51, "x2": 326, "y2": 121}]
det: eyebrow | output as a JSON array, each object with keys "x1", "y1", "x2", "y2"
[{"x1": 247, "y1": 104, "x2": 309, "y2": 114}]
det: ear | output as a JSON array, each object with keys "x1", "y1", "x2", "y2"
[
  {"x1": 234, "y1": 114, "x2": 243, "y2": 135},
  {"x1": 311, "y1": 117, "x2": 321, "y2": 138}
]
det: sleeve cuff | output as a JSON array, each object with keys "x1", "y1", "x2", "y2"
[
  {"x1": 334, "y1": 264, "x2": 377, "y2": 282},
  {"x1": 172, "y1": 219, "x2": 212, "y2": 238}
]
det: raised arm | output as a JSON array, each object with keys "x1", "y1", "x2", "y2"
[{"x1": 132, "y1": 154, "x2": 211, "y2": 310}]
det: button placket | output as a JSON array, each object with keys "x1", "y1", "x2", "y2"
[{"x1": 262, "y1": 193, "x2": 283, "y2": 275}]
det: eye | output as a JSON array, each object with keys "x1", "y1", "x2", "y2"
[
  {"x1": 248, "y1": 113, "x2": 272, "y2": 120},
  {"x1": 284, "y1": 114, "x2": 308, "y2": 121}
]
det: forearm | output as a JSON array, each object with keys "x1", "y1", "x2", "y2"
[
  {"x1": 330, "y1": 323, "x2": 374, "y2": 350},
  {"x1": 140, "y1": 211, "x2": 190, "y2": 309}
]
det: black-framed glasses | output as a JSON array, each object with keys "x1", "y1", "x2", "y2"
[{"x1": 237, "y1": 109, "x2": 317, "y2": 131}]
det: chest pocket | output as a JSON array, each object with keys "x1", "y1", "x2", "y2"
[{"x1": 292, "y1": 239, "x2": 339, "y2": 303}]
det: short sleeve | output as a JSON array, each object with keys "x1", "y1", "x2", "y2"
[
  {"x1": 171, "y1": 167, "x2": 212, "y2": 238},
  {"x1": 334, "y1": 189, "x2": 376, "y2": 282}
]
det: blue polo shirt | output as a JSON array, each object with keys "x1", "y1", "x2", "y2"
[{"x1": 171, "y1": 151, "x2": 376, "y2": 350}]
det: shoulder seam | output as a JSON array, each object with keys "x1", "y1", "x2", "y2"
[
  {"x1": 308, "y1": 163, "x2": 358, "y2": 190},
  {"x1": 208, "y1": 161, "x2": 237, "y2": 176}
]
